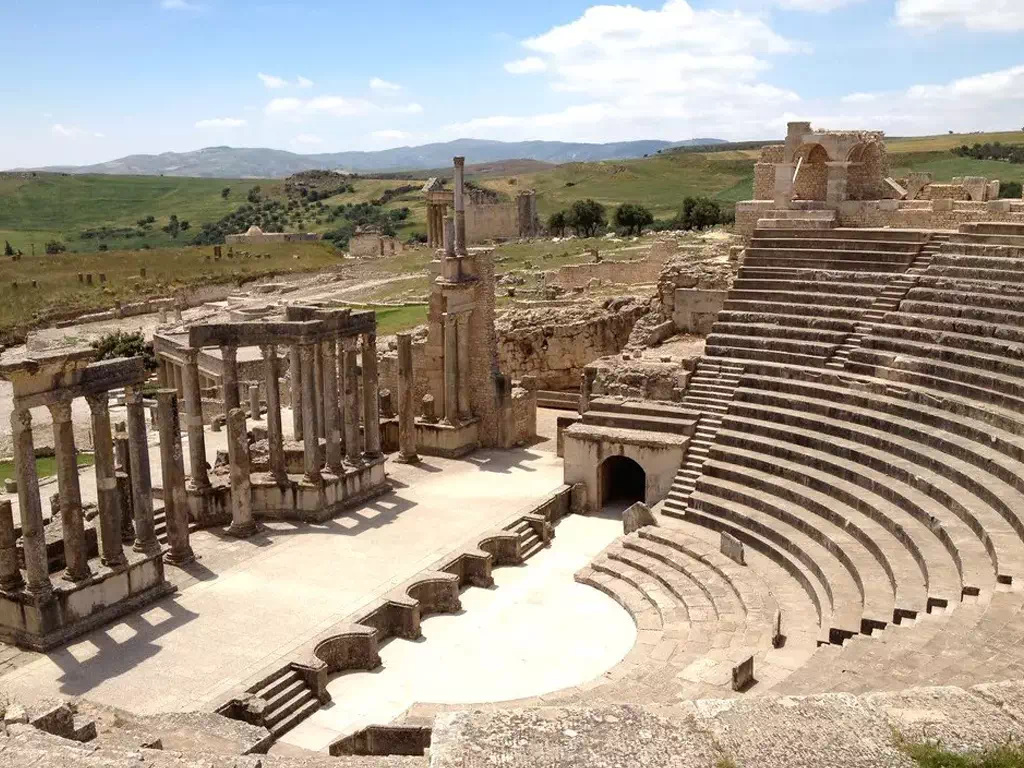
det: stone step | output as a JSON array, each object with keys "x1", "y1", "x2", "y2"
[
  {"x1": 753, "y1": 227, "x2": 928, "y2": 243},
  {"x1": 583, "y1": 410, "x2": 696, "y2": 435},
  {"x1": 705, "y1": 344, "x2": 828, "y2": 368},
  {"x1": 706, "y1": 333, "x2": 840, "y2": 359},
  {"x1": 743, "y1": 256, "x2": 911, "y2": 272},
  {"x1": 710, "y1": 322, "x2": 849, "y2": 345},
  {"x1": 746, "y1": 247, "x2": 914, "y2": 264},
  {"x1": 269, "y1": 697, "x2": 321, "y2": 739},
  {"x1": 265, "y1": 686, "x2": 317, "y2": 732},
  {"x1": 750, "y1": 238, "x2": 921, "y2": 254},
  {"x1": 255, "y1": 668, "x2": 302, "y2": 702},
  {"x1": 587, "y1": 398, "x2": 700, "y2": 423},
  {"x1": 727, "y1": 289, "x2": 877, "y2": 309}
]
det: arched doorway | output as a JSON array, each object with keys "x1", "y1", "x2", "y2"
[
  {"x1": 599, "y1": 456, "x2": 646, "y2": 508},
  {"x1": 792, "y1": 143, "x2": 830, "y2": 202}
]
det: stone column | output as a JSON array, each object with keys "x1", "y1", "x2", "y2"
[
  {"x1": 0, "y1": 500, "x2": 24, "y2": 591},
  {"x1": 126, "y1": 388, "x2": 160, "y2": 556},
  {"x1": 444, "y1": 215, "x2": 455, "y2": 258},
  {"x1": 443, "y1": 313, "x2": 459, "y2": 424},
  {"x1": 453, "y1": 156, "x2": 467, "y2": 255},
  {"x1": 158, "y1": 360, "x2": 170, "y2": 388},
  {"x1": 456, "y1": 314, "x2": 471, "y2": 419},
  {"x1": 322, "y1": 339, "x2": 342, "y2": 472},
  {"x1": 86, "y1": 394, "x2": 126, "y2": 568},
  {"x1": 48, "y1": 399, "x2": 91, "y2": 581},
  {"x1": 396, "y1": 333, "x2": 419, "y2": 463},
  {"x1": 343, "y1": 339, "x2": 362, "y2": 464},
  {"x1": 221, "y1": 345, "x2": 240, "y2": 413},
  {"x1": 182, "y1": 349, "x2": 210, "y2": 490},
  {"x1": 114, "y1": 427, "x2": 135, "y2": 542},
  {"x1": 580, "y1": 368, "x2": 595, "y2": 415},
  {"x1": 261, "y1": 344, "x2": 287, "y2": 482},
  {"x1": 361, "y1": 332, "x2": 381, "y2": 457},
  {"x1": 12, "y1": 408, "x2": 50, "y2": 598},
  {"x1": 156, "y1": 390, "x2": 194, "y2": 565},
  {"x1": 826, "y1": 161, "x2": 850, "y2": 204},
  {"x1": 226, "y1": 408, "x2": 256, "y2": 538},
  {"x1": 248, "y1": 384, "x2": 260, "y2": 419},
  {"x1": 289, "y1": 345, "x2": 303, "y2": 441},
  {"x1": 313, "y1": 343, "x2": 324, "y2": 440},
  {"x1": 299, "y1": 344, "x2": 320, "y2": 482}
]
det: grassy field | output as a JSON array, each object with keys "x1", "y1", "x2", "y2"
[{"x1": 0, "y1": 454, "x2": 94, "y2": 484}]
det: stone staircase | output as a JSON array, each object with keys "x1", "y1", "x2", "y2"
[
  {"x1": 536, "y1": 390, "x2": 580, "y2": 411},
  {"x1": 248, "y1": 667, "x2": 321, "y2": 740},
  {"x1": 506, "y1": 518, "x2": 546, "y2": 560},
  {"x1": 756, "y1": 203, "x2": 837, "y2": 231},
  {"x1": 662, "y1": 361, "x2": 744, "y2": 517}
]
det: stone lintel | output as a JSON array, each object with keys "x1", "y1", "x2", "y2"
[
  {"x1": 7, "y1": 357, "x2": 146, "y2": 408},
  {"x1": 563, "y1": 423, "x2": 689, "y2": 450},
  {"x1": 188, "y1": 311, "x2": 375, "y2": 350}
]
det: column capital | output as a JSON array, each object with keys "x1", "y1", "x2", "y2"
[
  {"x1": 47, "y1": 400, "x2": 73, "y2": 423},
  {"x1": 182, "y1": 346, "x2": 200, "y2": 364},
  {"x1": 124, "y1": 387, "x2": 145, "y2": 406},
  {"x1": 259, "y1": 342, "x2": 277, "y2": 359},
  {"x1": 453, "y1": 155, "x2": 465, "y2": 168},
  {"x1": 298, "y1": 343, "x2": 316, "y2": 363},
  {"x1": 221, "y1": 345, "x2": 238, "y2": 363},
  {"x1": 12, "y1": 407, "x2": 31, "y2": 431},
  {"x1": 85, "y1": 392, "x2": 110, "y2": 414}
]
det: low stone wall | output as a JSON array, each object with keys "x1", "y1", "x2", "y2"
[
  {"x1": 591, "y1": 355, "x2": 692, "y2": 402},
  {"x1": 512, "y1": 387, "x2": 536, "y2": 446},
  {"x1": 225, "y1": 232, "x2": 322, "y2": 244},
  {"x1": 546, "y1": 258, "x2": 664, "y2": 290},
  {"x1": 673, "y1": 289, "x2": 728, "y2": 334}
]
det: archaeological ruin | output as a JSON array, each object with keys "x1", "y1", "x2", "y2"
[{"x1": 7, "y1": 143, "x2": 1024, "y2": 768}]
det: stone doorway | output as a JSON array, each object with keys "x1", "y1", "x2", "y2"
[{"x1": 599, "y1": 455, "x2": 646, "y2": 508}]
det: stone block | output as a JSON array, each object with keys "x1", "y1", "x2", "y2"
[
  {"x1": 932, "y1": 198, "x2": 953, "y2": 212},
  {"x1": 623, "y1": 501, "x2": 657, "y2": 535},
  {"x1": 731, "y1": 656, "x2": 754, "y2": 691},
  {"x1": 772, "y1": 608, "x2": 784, "y2": 648},
  {"x1": 988, "y1": 199, "x2": 1011, "y2": 213},
  {"x1": 720, "y1": 531, "x2": 745, "y2": 565},
  {"x1": 3, "y1": 478, "x2": 16, "y2": 494}
]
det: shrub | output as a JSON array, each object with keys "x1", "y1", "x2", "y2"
[
  {"x1": 221, "y1": 187, "x2": 231, "y2": 199},
  {"x1": 45, "y1": 239, "x2": 66, "y2": 254},
  {"x1": 91, "y1": 330, "x2": 158, "y2": 371},
  {"x1": 3, "y1": 241, "x2": 13, "y2": 257},
  {"x1": 567, "y1": 199, "x2": 607, "y2": 237},
  {"x1": 999, "y1": 180, "x2": 1022, "y2": 199},
  {"x1": 547, "y1": 211, "x2": 568, "y2": 237},
  {"x1": 614, "y1": 203, "x2": 654, "y2": 236}
]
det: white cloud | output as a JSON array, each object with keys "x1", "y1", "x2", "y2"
[
  {"x1": 449, "y1": 0, "x2": 802, "y2": 142},
  {"x1": 293, "y1": 134, "x2": 324, "y2": 146},
  {"x1": 505, "y1": 56, "x2": 547, "y2": 74},
  {"x1": 160, "y1": 0, "x2": 200, "y2": 10},
  {"x1": 370, "y1": 77, "x2": 401, "y2": 91},
  {"x1": 896, "y1": 0, "x2": 1024, "y2": 31},
  {"x1": 773, "y1": 0, "x2": 863, "y2": 10},
  {"x1": 265, "y1": 97, "x2": 303, "y2": 115},
  {"x1": 841, "y1": 92, "x2": 878, "y2": 104},
  {"x1": 258, "y1": 72, "x2": 289, "y2": 89},
  {"x1": 195, "y1": 117, "x2": 247, "y2": 129},
  {"x1": 372, "y1": 129, "x2": 411, "y2": 141},
  {"x1": 396, "y1": 102, "x2": 423, "y2": 114},
  {"x1": 296, "y1": 76, "x2": 314, "y2": 89},
  {"x1": 51, "y1": 124, "x2": 103, "y2": 139},
  {"x1": 265, "y1": 95, "x2": 377, "y2": 119}
]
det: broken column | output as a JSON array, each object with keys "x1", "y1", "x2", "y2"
[
  {"x1": 221, "y1": 345, "x2": 240, "y2": 413},
  {"x1": 396, "y1": 333, "x2": 419, "y2": 463},
  {"x1": 313, "y1": 342, "x2": 324, "y2": 440},
  {"x1": 156, "y1": 390, "x2": 194, "y2": 564},
  {"x1": 261, "y1": 344, "x2": 287, "y2": 482},
  {"x1": 322, "y1": 339, "x2": 342, "y2": 472},
  {"x1": 86, "y1": 393, "x2": 126, "y2": 568},
  {"x1": 289, "y1": 345, "x2": 303, "y2": 441},
  {"x1": 113, "y1": 426, "x2": 135, "y2": 543},
  {"x1": 126, "y1": 388, "x2": 160, "y2": 556},
  {"x1": 48, "y1": 399, "x2": 91, "y2": 581},
  {"x1": 0, "y1": 500, "x2": 24, "y2": 591},
  {"x1": 443, "y1": 312, "x2": 458, "y2": 425},
  {"x1": 248, "y1": 384, "x2": 260, "y2": 419},
  {"x1": 361, "y1": 332, "x2": 381, "y2": 457},
  {"x1": 182, "y1": 348, "x2": 210, "y2": 490},
  {"x1": 453, "y1": 156, "x2": 467, "y2": 255},
  {"x1": 299, "y1": 344, "x2": 320, "y2": 482},
  {"x1": 11, "y1": 409, "x2": 50, "y2": 598},
  {"x1": 226, "y1": 408, "x2": 256, "y2": 538}
]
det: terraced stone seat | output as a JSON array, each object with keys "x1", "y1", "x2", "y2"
[{"x1": 581, "y1": 398, "x2": 699, "y2": 436}]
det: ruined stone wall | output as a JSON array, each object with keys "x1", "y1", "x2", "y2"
[
  {"x1": 468, "y1": 251, "x2": 501, "y2": 444},
  {"x1": 921, "y1": 184, "x2": 971, "y2": 201},
  {"x1": 847, "y1": 144, "x2": 888, "y2": 200},
  {"x1": 350, "y1": 233, "x2": 402, "y2": 258},
  {"x1": 753, "y1": 145, "x2": 784, "y2": 200},
  {"x1": 466, "y1": 202, "x2": 519, "y2": 243},
  {"x1": 496, "y1": 299, "x2": 648, "y2": 390},
  {"x1": 512, "y1": 387, "x2": 536, "y2": 446},
  {"x1": 591, "y1": 356, "x2": 691, "y2": 402},
  {"x1": 224, "y1": 232, "x2": 322, "y2": 244},
  {"x1": 793, "y1": 162, "x2": 828, "y2": 201},
  {"x1": 546, "y1": 258, "x2": 664, "y2": 289}
]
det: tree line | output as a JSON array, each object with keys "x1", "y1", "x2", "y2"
[{"x1": 546, "y1": 197, "x2": 733, "y2": 238}]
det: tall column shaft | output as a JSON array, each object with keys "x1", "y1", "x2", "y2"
[
  {"x1": 299, "y1": 344, "x2": 320, "y2": 482},
  {"x1": 0, "y1": 500, "x2": 22, "y2": 591},
  {"x1": 362, "y1": 332, "x2": 381, "y2": 457},
  {"x1": 322, "y1": 340, "x2": 342, "y2": 471},
  {"x1": 86, "y1": 394, "x2": 126, "y2": 568},
  {"x1": 261, "y1": 344, "x2": 287, "y2": 482},
  {"x1": 444, "y1": 215, "x2": 455, "y2": 258},
  {"x1": 443, "y1": 313, "x2": 459, "y2": 424},
  {"x1": 226, "y1": 408, "x2": 256, "y2": 538},
  {"x1": 156, "y1": 390, "x2": 194, "y2": 565},
  {"x1": 126, "y1": 388, "x2": 160, "y2": 555},
  {"x1": 453, "y1": 156, "x2": 467, "y2": 255},
  {"x1": 289, "y1": 345, "x2": 303, "y2": 441},
  {"x1": 313, "y1": 343, "x2": 325, "y2": 440},
  {"x1": 182, "y1": 349, "x2": 210, "y2": 489},
  {"x1": 113, "y1": 427, "x2": 135, "y2": 543},
  {"x1": 12, "y1": 409, "x2": 50, "y2": 597},
  {"x1": 396, "y1": 333, "x2": 419, "y2": 463},
  {"x1": 158, "y1": 360, "x2": 170, "y2": 388},
  {"x1": 48, "y1": 400, "x2": 91, "y2": 581},
  {"x1": 221, "y1": 345, "x2": 240, "y2": 413},
  {"x1": 343, "y1": 340, "x2": 362, "y2": 463},
  {"x1": 456, "y1": 315, "x2": 471, "y2": 419}
]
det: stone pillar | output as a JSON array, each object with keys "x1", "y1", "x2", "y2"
[
  {"x1": 156, "y1": 390, "x2": 194, "y2": 564},
  {"x1": 48, "y1": 399, "x2": 91, "y2": 581},
  {"x1": 126, "y1": 388, "x2": 160, "y2": 556},
  {"x1": 226, "y1": 408, "x2": 256, "y2": 538},
  {"x1": 453, "y1": 156, "x2": 467, "y2": 255},
  {"x1": 182, "y1": 349, "x2": 210, "y2": 490},
  {"x1": 113, "y1": 427, "x2": 135, "y2": 542},
  {"x1": 580, "y1": 368, "x2": 595, "y2": 415},
  {"x1": 221, "y1": 345, "x2": 240, "y2": 413},
  {"x1": 444, "y1": 215, "x2": 455, "y2": 258},
  {"x1": 0, "y1": 500, "x2": 24, "y2": 591},
  {"x1": 396, "y1": 333, "x2": 419, "y2": 464},
  {"x1": 248, "y1": 384, "x2": 260, "y2": 419},
  {"x1": 361, "y1": 332, "x2": 381, "y2": 457},
  {"x1": 289, "y1": 345, "x2": 303, "y2": 441},
  {"x1": 11, "y1": 409, "x2": 50, "y2": 598},
  {"x1": 261, "y1": 344, "x2": 287, "y2": 482},
  {"x1": 299, "y1": 344, "x2": 320, "y2": 482},
  {"x1": 826, "y1": 161, "x2": 850, "y2": 204},
  {"x1": 343, "y1": 339, "x2": 362, "y2": 464},
  {"x1": 443, "y1": 312, "x2": 459, "y2": 424},
  {"x1": 456, "y1": 314, "x2": 471, "y2": 419},
  {"x1": 86, "y1": 394, "x2": 126, "y2": 568},
  {"x1": 158, "y1": 360, "x2": 170, "y2": 388},
  {"x1": 313, "y1": 343, "x2": 324, "y2": 440},
  {"x1": 773, "y1": 163, "x2": 795, "y2": 209},
  {"x1": 322, "y1": 339, "x2": 342, "y2": 472}
]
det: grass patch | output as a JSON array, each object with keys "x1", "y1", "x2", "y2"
[
  {"x1": 900, "y1": 739, "x2": 1024, "y2": 767},
  {"x1": 374, "y1": 304, "x2": 428, "y2": 335},
  {"x1": 0, "y1": 453, "x2": 95, "y2": 485}
]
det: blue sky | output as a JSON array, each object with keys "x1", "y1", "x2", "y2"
[{"x1": 3, "y1": 0, "x2": 1024, "y2": 168}]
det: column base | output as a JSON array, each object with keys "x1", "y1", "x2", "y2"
[
  {"x1": 395, "y1": 452, "x2": 421, "y2": 465},
  {"x1": 133, "y1": 539, "x2": 162, "y2": 557},
  {"x1": 0, "y1": 576, "x2": 25, "y2": 592},
  {"x1": 164, "y1": 547, "x2": 196, "y2": 566},
  {"x1": 62, "y1": 567, "x2": 93, "y2": 584},
  {"x1": 226, "y1": 521, "x2": 259, "y2": 539},
  {"x1": 101, "y1": 554, "x2": 128, "y2": 569}
]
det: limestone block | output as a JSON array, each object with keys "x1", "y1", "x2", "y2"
[
  {"x1": 720, "y1": 531, "x2": 745, "y2": 565},
  {"x1": 623, "y1": 501, "x2": 657, "y2": 535},
  {"x1": 731, "y1": 655, "x2": 754, "y2": 691}
]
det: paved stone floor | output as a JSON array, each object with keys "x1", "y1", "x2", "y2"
[
  {"x1": 278, "y1": 512, "x2": 636, "y2": 753},
  {"x1": 0, "y1": 446, "x2": 565, "y2": 715}
]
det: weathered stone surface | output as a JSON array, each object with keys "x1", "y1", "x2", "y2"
[{"x1": 622, "y1": 501, "x2": 657, "y2": 535}]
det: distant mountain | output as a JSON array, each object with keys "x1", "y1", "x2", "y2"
[{"x1": 21, "y1": 138, "x2": 727, "y2": 179}]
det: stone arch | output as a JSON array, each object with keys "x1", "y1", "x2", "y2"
[
  {"x1": 599, "y1": 455, "x2": 646, "y2": 508},
  {"x1": 847, "y1": 141, "x2": 885, "y2": 200},
  {"x1": 792, "y1": 143, "x2": 830, "y2": 201}
]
